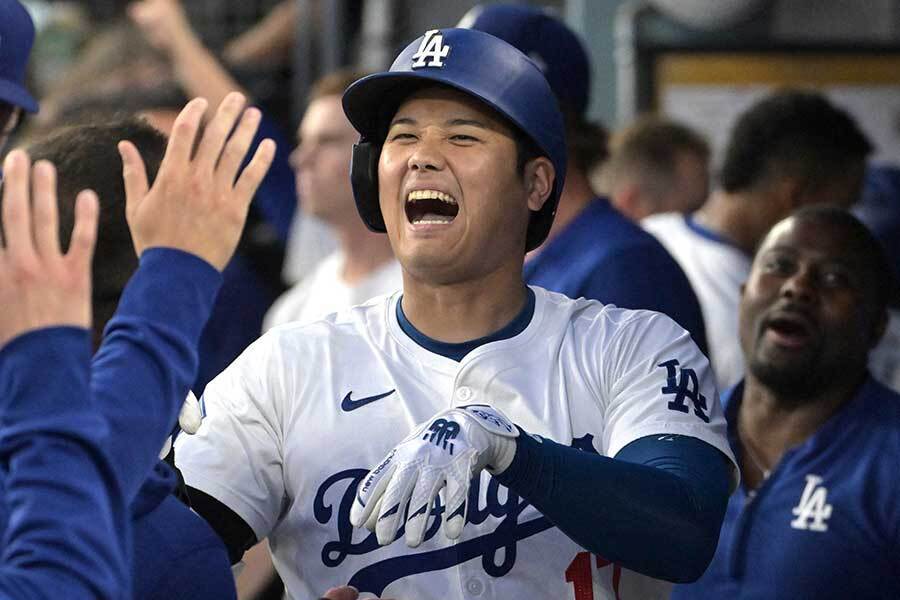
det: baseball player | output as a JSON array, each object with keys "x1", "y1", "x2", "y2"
[
  {"x1": 673, "y1": 206, "x2": 900, "y2": 599},
  {"x1": 0, "y1": 150, "x2": 128, "y2": 599},
  {"x1": 176, "y1": 28, "x2": 737, "y2": 599}
]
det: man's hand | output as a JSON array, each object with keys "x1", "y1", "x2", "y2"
[
  {"x1": 318, "y1": 585, "x2": 395, "y2": 600},
  {"x1": 0, "y1": 151, "x2": 99, "y2": 348},
  {"x1": 119, "y1": 92, "x2": 275, "y2": 271},
  {"x1": 350, "y1": 405, "x2": 518, "y2": 548}
]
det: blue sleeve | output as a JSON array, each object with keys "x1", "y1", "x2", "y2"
[
  {"x1": 246, "y1": 110, "x2": 296, "y2": 243},
  {"x1": 495, "y1": 432, "x2": 731, "y2": 583},
  {"x1": 583, "y1": 247, "x2": 710, "y2": 357},
  {"x1": 91, "y1": 248, "x2": 222, "y2": 501},
  {"x1": 0, "y1": 328, "x2": 129, "y2": 599}
]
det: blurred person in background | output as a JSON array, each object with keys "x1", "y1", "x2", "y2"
[
  {"x1": 643, "y1": 90, "x2": 872, "y2": 392},
  {"x1": 463, "y1": 3, "x2": 709, "y2": 356},
  {"x1": 603, "y1": 115, "x2": 710, "y2": 221},
  {"x1": 263, "y1": 69, "x2": 401, "y2": 331}
]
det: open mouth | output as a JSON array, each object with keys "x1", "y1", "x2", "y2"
[
  {"x1": 763, "y1": 313, "x2": 815, "y2": 347},
  {"x1": 405, "y1": 189, "x2": 459, "y2": 225}
]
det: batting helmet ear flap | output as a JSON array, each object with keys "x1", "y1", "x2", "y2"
[{"x1": 350, "y1": 141, "x2": 387, "y2": 233}]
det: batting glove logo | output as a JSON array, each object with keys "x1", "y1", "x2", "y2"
[{"x1": 350, "y1": 404, "x2": 518, "y2": 548}]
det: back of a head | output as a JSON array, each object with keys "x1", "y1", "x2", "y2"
[
  {"x1": 461, "y1": 3, "x2": 607, "y2": 174},
  {"x1": 26, "y1": 118, "x2": 167, "y2": 343},
  {"x1": 719, "y1": 90, "x2": 872, "y2": 197},
  {"x1": 606, "y1": 115, "x2": 710, "y2": 215}
]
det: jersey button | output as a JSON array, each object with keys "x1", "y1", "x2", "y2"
[
  {"x1": 464, "y1": 577, "x2": 484, "y2": 596},
  {"x1": 455, "y1": 386, "x2": 474, "y2": 402}
]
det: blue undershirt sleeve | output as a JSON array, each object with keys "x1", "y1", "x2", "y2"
[
  {"x1": 495, "y1": 432, "x2": 731, "y2": 583},
  {"x1": 0, "y1": 328, "x2": 129, "y2": 599},
  {"x1": 91, "y1": 248, "x2": 222, "y2": 502}
]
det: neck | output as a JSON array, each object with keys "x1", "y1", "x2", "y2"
[
  {"x1": 335, "y1": 222, "x2": 396, "y2": 285},
  {"x1": 694, "y1": 190, "x2": 775, "y2": 256},
  {"x1": 538, "y1": 166, "x2": 595, "y2": 247},
  {"x1": 738, "y1": 372, "x2": 862, "y2": 484},
  {"x1": 400, "y1": 266, "x2": 527, "y2": 343}
]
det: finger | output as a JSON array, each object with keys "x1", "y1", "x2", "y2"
[
  {"x1": 118, "y1": 141, "x2": 150, "y2": 218},
  {"x1": 193, "y1": 92, "x2": 246, "y2": 174},
  {"x1": 2, "y1": 151, "x2": 35, "y2": 263},
  {"x1": 404, "y1": 469, "x2": 443, "y2": 548},
  {"x1": 31, "y1": 161, "x2": 61, "y2": 258},
  {"x1": 160, "y1": 97, "x2": 208, "y2": 171},
  {"x1": 216, "y1": 106, "x2": 261, "y2": 184},
  {"x1": 232, "y1": 138, "x2": 275, "y2": 203},
  {"x1": 350, "y1": 450, "x2": 397, "y2": 528},
  {"x1": 442, "y1": 468, "x2": 471, "y2": 541},
  {"x1": 374, "y1": 464, "x2": 417, "y2": 546},
  {"x1": 318, "y1": 586, "x2": 359, "y2": 600},
  {"x1": 66, "y1": 190, "x2": 99, "y2": 268}
]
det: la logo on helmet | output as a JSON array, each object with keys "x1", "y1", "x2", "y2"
[{"x1": 411, "y1": 30, "x2": 451, "y2": 68}]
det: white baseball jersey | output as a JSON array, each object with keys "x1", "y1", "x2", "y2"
[
  {"x1": 176, "y1": 286, "x2": 735, "y2": 600},
  {"x1": 642, "y1": 212, "x2": 751, "y2": 391},
  {"x1": 263, "y1": 250, "x2": 402, "y2": 332}
]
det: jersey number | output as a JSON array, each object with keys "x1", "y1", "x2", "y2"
[{"x1": 565, "y1": 552, "x2": 621, "y2": 600}]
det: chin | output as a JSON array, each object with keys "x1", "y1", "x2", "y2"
[{"x1": 748, "y1": 358, "x2": 829, "y2": 400}]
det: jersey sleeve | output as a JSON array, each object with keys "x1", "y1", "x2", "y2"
[
  {"x1": 596, "y1": 310, "x2": 737, "y2": 485},
  {"x1": 175, "y1": 331, "x2": 289, "y2": 541}
]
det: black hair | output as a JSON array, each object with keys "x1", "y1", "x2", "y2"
[
  {"x1": 25, "y1": 118, "x2": 168, "y2": 346},
  {"x1": 720, "y1": 90, "x2": 872, "y2": 194}
]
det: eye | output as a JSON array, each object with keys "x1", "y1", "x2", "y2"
[
  {"x1": 820, "y1": 268, "x2": 852, "y2": 288},
  {"x1": 449, "y1": 133, "x2": 479, "y2": 144},
  {"x1": 761, "y1": 255, "x2": 794, "y2": 276},
  {"x1": 387, "y1": 132, "x2": 417, "y2": 143}
]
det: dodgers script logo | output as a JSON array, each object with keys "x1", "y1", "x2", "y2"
[{"x1": 313, "y1": 434, "x2": 598, "y2": 595}]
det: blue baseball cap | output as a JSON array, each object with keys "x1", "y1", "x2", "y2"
[
  {"x1": 460, "y1": 3, "x2": 591, "y2": 118},
  {"x1": 0, "y1": 0, "x2": 38, "y2": 113}
]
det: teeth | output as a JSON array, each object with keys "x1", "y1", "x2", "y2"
[{"x1": 407, "y1": 189, "x2": 456, "y2": 204}]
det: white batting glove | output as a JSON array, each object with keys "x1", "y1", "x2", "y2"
[
  {"x1": 158, "y1": 391, "x2": 203, "y2": 458},
  {"x1": 350, "y1": 404, "x2": 519, "y2": 548}
]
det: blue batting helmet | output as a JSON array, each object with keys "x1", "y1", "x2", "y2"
[{"x1": 342, "y1": 27, "x2": 567, "y2": 252}]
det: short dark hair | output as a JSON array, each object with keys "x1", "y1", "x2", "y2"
[
  {"x1": 789, "y1": 205, "x2": 895, "y2": 314},
  {"x1": 720, "y1": 90, "x2": 872, "y2": 194},
  {"x1": 25, "y1": 118, "x2": 168, "y2": 345}
]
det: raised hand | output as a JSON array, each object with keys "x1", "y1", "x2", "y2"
[
  {"x1": 350, "y1": 404, "x2": 518, "y2": 548},
  {"x1": 118, "y1": 92, "x2": 275, "y2": 271},
  {"x1": 0, "y1": 150, "x2": 99, "y2": 348},
  {"x1": 128, "y1": 0, "x2": 194, "y2": 55}
]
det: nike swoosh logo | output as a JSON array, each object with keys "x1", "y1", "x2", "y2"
[{"x1": 341, "y1": 389, "x2": 396, "y2": 412}]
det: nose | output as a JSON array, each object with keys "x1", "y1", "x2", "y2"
[
  {"x1": 780, "y1": 265, "x2": 816, "y2": 304},
  {"x1": 408, "y1": 135, "x2": 445, "y2": 172}
]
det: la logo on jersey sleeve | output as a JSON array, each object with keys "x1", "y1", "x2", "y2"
[
  {"x1": 411, "y1": 30, "x2": 451, "y2": 68},
  {"x1": 790, "y1": 474, "x2": 833, "y2": 532}
]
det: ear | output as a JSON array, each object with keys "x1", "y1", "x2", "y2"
[
  {"x1": 524, "y1": 157, "x2": 555, "y2": 212},
  {"x1": 611, "y1": 183, "x2": 644, "y2": 221}
]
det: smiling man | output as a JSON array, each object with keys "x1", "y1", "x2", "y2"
[
  {"x1": 176, "y1": 28, "x2": 736, "y2": 599},
  {"x1": 673, "y1": 206, "x2": 900, "y2": 599}
]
